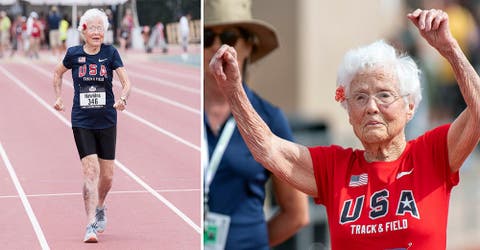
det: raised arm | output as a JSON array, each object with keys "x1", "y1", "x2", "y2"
[
  {"x1": 53, "y1": 63, "x2": 69, "y2": 111},
  {"x1": 209, "y1": 45, "x2": 318, "y2": 196},
  {"x1": 408, "y1": 9, "x2": 480, "y2": 172}
]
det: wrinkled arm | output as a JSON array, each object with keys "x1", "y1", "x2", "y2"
[
  {"x1": 113, "y1": 67, "x2": 132, "y2": 111},
  {"x1": 53, "y1": 63, "x2": 68, "y2": 111},
  {"x1": 267, "y1": 176, "x2": 309, "y2": 246},
  {"x1": 408, "y1": 9, "x2": 480, "y2": 172},
  {"x1": 209, "y1": 45, "x2": 318, "y2": 196},
  {"x1": 443, "y1": 42, "x2": 480, "y2": 172},
  {"x1": 114, "y1": 67, "x2": 132, "y2": 99}
]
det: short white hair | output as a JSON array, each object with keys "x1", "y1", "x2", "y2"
[
  {"x1": 336, "y1": 40, "x2": 422, "y2": 113},
  {"x1": 77, "y1": 8, "x2": 109, "y2": 35}
]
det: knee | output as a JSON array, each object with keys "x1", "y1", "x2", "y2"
[
  {"x1": 81, "y1": 156, "x2": 100, "y2": 181},
  {"x1": 101, "y1": 174, "x2": 114, "y2": 185}
]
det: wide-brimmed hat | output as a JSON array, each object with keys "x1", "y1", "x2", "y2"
[{"x1": 205, "y1": 0, "x2": 279, "y2": 62}]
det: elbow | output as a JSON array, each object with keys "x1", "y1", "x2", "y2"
[
  {"x1": 297, "y1": 207, "x2": 310, "y2": 229},
  {"x1": 250, "y1": 134, "x2": 277, "y2": 171},
  {"x1": 288, "y1": 203, "x2": 311, "y2": 231},
  {"x1": 290, "y1": 211, "x2": 310, "y2": 233}
]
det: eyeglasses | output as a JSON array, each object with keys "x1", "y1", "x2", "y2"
[
  {"x1": 204, "y1": 28, "x2": 245, "y2": 48},
  {"x1": 346, "y1": 91, "x2": 409, "y2": 108},
  {"x1": 87, "y1": 25, "x2": 104, "y2": 33}
]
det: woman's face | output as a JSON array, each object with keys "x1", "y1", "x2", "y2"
[
  {"x1": 347, "y1": 67, "x2": 414, "y2": 145},
  {"x1": 83, "y1": 17, "x2": 104, "y2": 47},
  {"x1": 203, "y1": 26, "x2": 252, "y2": 83}
]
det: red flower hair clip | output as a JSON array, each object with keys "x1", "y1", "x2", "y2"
[
  {"x1": 335, "y1": 86, "x2": 346, "y2": 102},
  {"x1": 82, "y1": 23, "x2": 87, "y2": 30}
]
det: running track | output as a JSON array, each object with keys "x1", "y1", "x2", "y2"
[{"x1": 0, "y1": 47, "x2": 201, "y2": 249}]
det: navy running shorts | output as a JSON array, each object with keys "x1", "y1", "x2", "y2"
[{"x1": 72, "y1": 126, "x2": 116, "y2": 160}]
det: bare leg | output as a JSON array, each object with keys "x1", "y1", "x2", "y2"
[
  {"x1": 97, "y1": 158, "x2": 114, "y2": 207},
  {"x1": 81, "y1": 154, "x2": 100, "y2": 224}
]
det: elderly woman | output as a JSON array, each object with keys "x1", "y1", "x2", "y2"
[
  {"x1": 210, "y1": 8, "x2": 480, "y2": 249},
  {"x1": 204, "y1": 0, "x2": 309, "y2": 249},
  {"x1": 53, "y1": 8, "x2": 131, "y2": 243}
]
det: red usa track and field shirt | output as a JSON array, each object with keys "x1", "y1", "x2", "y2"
[{"x1": 308, "y1": 124, "x2": 458, "y2": 250}]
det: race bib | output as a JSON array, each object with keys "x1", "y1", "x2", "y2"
[
  {"x1": 204, "y1": 212, "x2": 230, "y2": 250},
  {"x1": 79, "y1": 85, "x2": 106, "y2": 109}
]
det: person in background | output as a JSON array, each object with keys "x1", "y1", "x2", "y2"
[
  {"x1": 209, "y1": 8, "x2": 480, "y2": 250},
  {"x1": 0, "y1": 11, "x2": 11, "y2": 58},
  {"x1": 118, "y1": 8, "x2": 133, "y2": 53},
  {"x1": 26, "y1": 12, "x2": 42, "y2": 59},
  {"x1": 204, "y1": 0, "x2": 309, "y2": 249},
  {"x1": 9, "y1": 15, "x2": 24, "y2": 57},
  {"x1": 141, "y1": 25, "x2": 150, "y2": 53},
  {"x1": 104, "y1": 9, "x2": 114, "y2": 45},
  {"x1": 58, "y1": 14, "x2": 69, "y2": 56},
  {"x1": 148, "y1": 21, "x2": 168, "y2": 53},
  {"x1": 47, "y1": 6, "x2": 62, "y2": 56},
  {"x1": 178, "y1": 13, "x2": 190, "y2": 53}
]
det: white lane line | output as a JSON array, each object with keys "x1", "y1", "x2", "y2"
[
  {"x1": 0, "y1": 65, "x2": 71, "y2": 125},
  {"x1": 115, "y1": 160, "x2": 201, "y2": 233},
  {"x1": 112, "y1": 79, "x2": 200, "y2": 115},
  {"x1": 127, "y1": 70, "x2": 200, "y2": 93},
  {"x1": 0, "y1": 189, "x2": 200, "y2": 199},
  {"x1": 129, "y1": 63, "x2": 199, "y2": 81},
  {"x1": 22, "y1": 62, "x2": 200, "y2": 151},
  {"x1": 124, "y1": 110, "x2": 200, "y2": 151},
  {"x1": 0, "y1": 65, "x2": 201, "y2": 234},
  {"x1": 0, "y1": 142, "x2": 50, "y2": 250}
]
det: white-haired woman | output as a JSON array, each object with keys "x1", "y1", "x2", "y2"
[
  {"x1": 210, "y1": 8, "x2": 480, "y2": 249},
  {"x1": 52, "y1": 8, "x2": 131, "y2": 243}
]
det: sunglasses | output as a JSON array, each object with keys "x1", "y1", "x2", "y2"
[{"x1": 204, "y1": 28, "x2": 249, "y2": 48}]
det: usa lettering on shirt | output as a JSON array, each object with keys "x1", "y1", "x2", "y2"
[
  {"x1": 340, "y1": 188, "x2": 420, "y2": 235},
  {"x1": 78, "y1": 64, "x2": 108, "y2": 80}
]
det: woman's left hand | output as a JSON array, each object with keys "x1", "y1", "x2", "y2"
[
  {"x1": 407, "y1": 9, "x2": 456, "y2": 54},
  {"x1": 113, "y1": 98, "x2": 126, "y2": 111}
]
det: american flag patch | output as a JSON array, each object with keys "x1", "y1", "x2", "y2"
[
  {"x1": 78, "y1": 57, "x2": 86, "y2": 63},
  {"x1": 349, "y1": 173, "x2": 368, "y2": 187}
]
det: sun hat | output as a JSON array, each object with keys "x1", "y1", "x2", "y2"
[{"x1": 204, "y1": 0, "x2": 279, "y2": 62}]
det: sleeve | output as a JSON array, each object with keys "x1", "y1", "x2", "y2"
[
  {"x1": 62, "y1": 48, "x2": 72, "y2": 69},
  {"x1": 111, "y1": 47, "x2": 124, "y2": 70},
  {"x1": 308, "y1": 145, "x2": 345, "y2": 205},
  {"x1": 418, "y1": 124, "x2": 459, "y2": 187}
]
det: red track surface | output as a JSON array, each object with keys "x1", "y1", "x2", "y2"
[{"x1": 0, "y1": 47, "x2": 201, "y2": 250}]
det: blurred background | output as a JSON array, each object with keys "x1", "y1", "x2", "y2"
[
  {"x1": 247, "y1": 0, "x2": 480, "y2": 249},
  {"x1": 0, "y1": 0, "x2": 201, "y2": 61}
]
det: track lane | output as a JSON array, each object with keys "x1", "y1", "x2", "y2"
[{"x1": 0, "y1": 52, "x2": 201, "y2": 249}]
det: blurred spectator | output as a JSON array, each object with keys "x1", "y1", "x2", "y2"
[
  {"x1": 38, "y1": 11, "x2": 47, "y2": 49},
  {"x1": 0, "y1": 11, "x2": 11, "y2": 58},
  {"x1": 148, "y1": 21, "x2": 168, "y2": 53},
  {"x1": 47, "y1": 6, "x2": 62, "y2": 56},
  {"x1": 141, "y1": 25, "x2": 150, "y2": 52},
  {"x1": 10, "y1": 15, "x2": 24, "y2": 57},
  {"x1": 58, "y1": 14, "x2": 69, "y2": 55},
  {"x1": 118, "y1": 8, "x2": 133, "y2": 53},
  {"x1": 178, "y1": 13, "x2": 190, "y2": 52},
  {"x1": 104, "y1": 9, "x2": 114, "y2": 45},
  {"x1": 26, "y1": 11, "x2": 42, "y2": 59}
]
